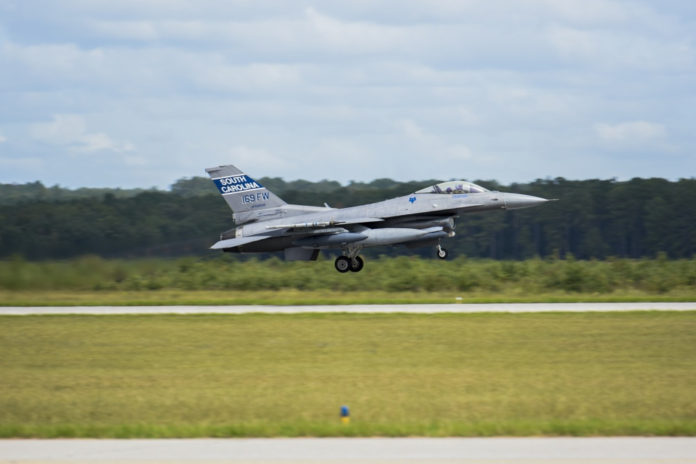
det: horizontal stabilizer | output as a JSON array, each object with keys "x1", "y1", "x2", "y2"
[{"x1": 210, "y1": 235, "x2": 270, "y2": 250}]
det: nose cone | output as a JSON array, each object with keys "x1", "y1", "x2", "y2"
[{"x1": 503, "y1": 193, "x2": 550, "y2": 210}]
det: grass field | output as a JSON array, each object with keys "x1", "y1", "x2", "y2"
[
  {"x1": 2, "y1": 255, "x2": 695, "y2": 306},
  {"x1": 3, "y1": 289, "x2": 696, "y2": 306},
  {"x1": 1, "y1": 312, "x2": 695, "y2": 437}
]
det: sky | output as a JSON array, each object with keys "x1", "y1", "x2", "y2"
[{"x1": 0, "y1": 0, "x2": 694, "y2": 188}]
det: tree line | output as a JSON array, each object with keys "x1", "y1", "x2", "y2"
[{"x1": 0, "y1": 176, "x2": 694, "y2": 260}]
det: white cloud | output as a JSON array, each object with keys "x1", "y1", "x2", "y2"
[
  {"x1": 192, "y1": 62, "x2": 305, "y2": 92},
  {"x1": 399, "y1": 119, "x2": 428, "y2": 142},
  {"x1": 1, "y1": 1, "x2": 694, "y2": 187},
  {"x1": 443, "y1": 144, "x2": 473, "y2": 161},
  {"x1": 0, "y1": 156, "x2": 43, "y2": 171},
  {"x1": 457, "y1": 107, "x2": 481, "y2": 126},
  {"x1": 31, "y1": 114, "x2": 134, "y2": 154},
  {"x1": 89, "y1": 19, "x2": 159, "y2": 41},
  {"x1": 1, "y1": 41, "x2": 106, "y2": 81},
  {"x1": 304, "y1": 7, "x2": 408, "y2": 54},
  {"x1": 31, "y1": 114, "x2": 86, "y2": 145},
  {"x1": 226, "y1": 145, "x2": 290, "y2": 172},
  {"x1": 542, "y1": 0, "x2": 631, "y2": 24},
  {"x1": 595, "y1": 121, "x2": 666, "y2": 142},
  {"x1": 0, "y1": 134, "x2": 6, "y2": 143},
  {"x1": 546, "y1": 25, "x2": 693, "y2": 71},
  {"x1": 85, "y1": 9, "x2": 412, "y2": 58},
  {"x1": 397, "y1": 119, "x2": 473, "y2": 162},
  {"x1": 123, "y1": 155, "x2": 147, "y2": 166}
]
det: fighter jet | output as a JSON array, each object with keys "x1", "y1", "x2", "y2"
[{"x1": 206, "y1": 164, "x2": 550, "y2": 273}]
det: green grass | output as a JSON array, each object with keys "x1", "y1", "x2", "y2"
[
  {"x1": 1, "y1": 255, "x2": 696, "y2": 306},
  {"x1": 2, "y1": 288, "x2": 696, "y2": 306},
  {"x1": 1, "y1": 312, "x2": 695, "y2": 437},
  {"x1": 2, "y1": 255, "x2": 696, "y2": 294}
]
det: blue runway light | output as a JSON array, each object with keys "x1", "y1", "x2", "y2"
[{"x1": 340, "y1": 405, "x2": 350, "y2": 424}]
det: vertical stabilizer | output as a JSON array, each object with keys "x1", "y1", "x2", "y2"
[{"x1": 205, "y1": 164, "x2": 286, "y2": 224}]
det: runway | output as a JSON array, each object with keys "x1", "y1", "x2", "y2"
[
  {"x1": 1, "y1": 302, "x2": 695, "y2": 315},
  {"x1": 2, "y1": 438, "x2": 696, "y2": 463}
]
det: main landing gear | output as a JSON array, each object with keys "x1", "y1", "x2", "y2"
[
  {"x1": 335, "y1": 245, "x2": 364, "y2": 273},
  {"x1": 333, "y1": 243, "x2": 447, "y2": 273},
  {"x1": 335, "y1": 255, "x2": 364, "y2": 273}
]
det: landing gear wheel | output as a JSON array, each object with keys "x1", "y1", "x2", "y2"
[
  {"x1": 437, "y1": 246, "x2": 448, "y2": 259},
  {"x1": 349, "y1": 256, "x2": 364, "y2": 272},
  {"x1": 335, "y1": 256, "x2": 351, "y2": 273}
]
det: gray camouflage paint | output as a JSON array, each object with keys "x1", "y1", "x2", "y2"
[{"x1": 206, "y1": 164, "x2": 549, "y2": 264}]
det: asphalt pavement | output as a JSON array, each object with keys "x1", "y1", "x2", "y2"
[
  {"x1": 2, "y1": 437, "x2": 696, "y2": 463},
  {"x1": 1, "y1": 302, "x2": 696, "y2": 315}
]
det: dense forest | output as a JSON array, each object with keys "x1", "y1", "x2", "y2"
[{"x1": 0, "y1": 176, "x2": 694, "y2": 260}]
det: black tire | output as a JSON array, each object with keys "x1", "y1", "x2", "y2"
[
  {"x1": 349, "y1": 256, "x2": 364, "y2": 272},
  {"x1": 437, "y1": 248, "x2": 448, "y2": 259},
  {"x1": 335, "y1": 256, "x2": 351, "y2": 273}
]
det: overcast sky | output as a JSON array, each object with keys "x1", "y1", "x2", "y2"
[{"x1": 1, "y1": 0, "x2": 694, "y2": 188}]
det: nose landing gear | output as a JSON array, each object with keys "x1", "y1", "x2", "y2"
[{"x1": 436, "y1": 244, "x2": 448, "y2": 259}]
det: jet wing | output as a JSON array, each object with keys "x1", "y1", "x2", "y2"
[{"x1": 210, "y1": 235, "x2": 271, "y2": 250}]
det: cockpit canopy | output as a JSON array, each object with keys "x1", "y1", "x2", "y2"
[{"x1": 415, "y1": 180, "x2": 489, "y2": 195}]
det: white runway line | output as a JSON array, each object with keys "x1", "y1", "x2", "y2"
[
  {"x1": 1, "y1": 302, "x2": 696, "y2": 315},
  {"x1": 1, "y1": 438, "x2": 695, "y2": 463}
]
